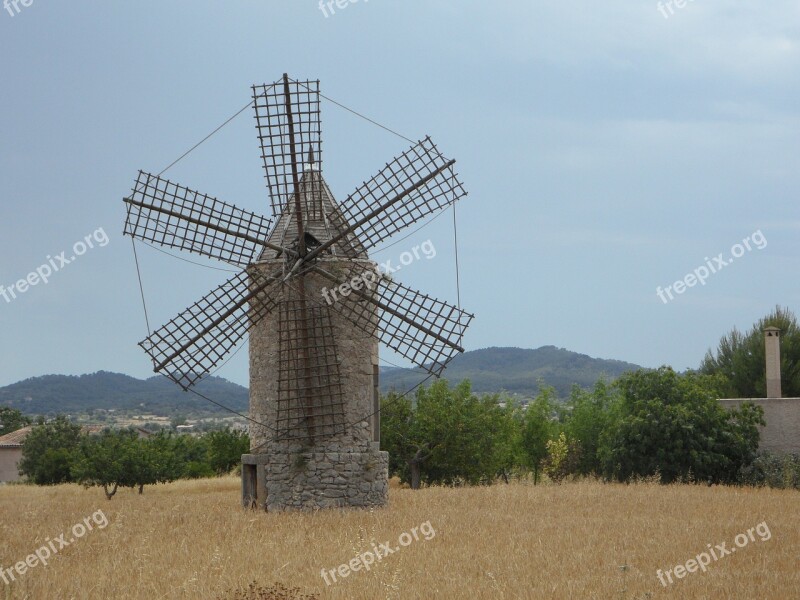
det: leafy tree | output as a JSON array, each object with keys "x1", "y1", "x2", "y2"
[
  {"x1": 542, "y1": 432, "x2": 581, "y2": 483},
  {"x1": 0, "y1": 407, "x2": 32, "y2": 437},
  {"x1": 563, "y1": 380, "x2": 614, "y2": 476},
  {"x1": 18, "y1": 416, "x2": 82, "y2": 485},
  {"x1": 599, "y1": 367, "x2": 763, "y2": 484},
  {"x1": 422, "y1": 389, "x2": 515, "y2": 486},
  {"x1": 489, "y1": 399, "x2": 525, "y2": 483},
  {"x1": 73, "y1": 429, "x2": 142, "y2": 499},
  {"x1": 146, "y1": 431, "x2": 188, "y2": 481},
  {"x1": 700, "y1": 305, "x2": 800, "y2": 397},
  {"x1": 380, "y1": 382, "x2": 451, "y2": 489},
  {"x1": 206, "y1": 428, "x2": 250, "y2": 475},
  {"x1": 380, "y1": 391, "x2": 414, "y2": 482},
  {"x1": 73, "y1": 429, "x2": 186, "y2": 498},
  {"x1": 520, "y1": 386, "x2": 559, "y2": 484},
  {"x1": 171, "y1": 433, "x2": 215, "y2": 479},
  {"x1": 380, "y1": 380, "x2": 518, "y2": 488}
]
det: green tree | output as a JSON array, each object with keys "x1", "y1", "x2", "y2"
[
  {"x1": 700, "y1": 305, "x2": 800, "y2": 397},
  {"x1": 146, "y1": 431, "x2": 186, "y2": 481},
  {"x1": 520, "y1": 386, "x2": 559, "y2": 484},
  {"x1": 563, "y1": 380, "x2": 614, "y2": 476},
  {"x1": 599, "y1": 367, "x2": 763, "y2": 484},
  {"x1": 542, "y1": 432, "x2": 581, "y2": 483},
  {"x1": 0, "y1": 407, "x2": 32, "y2": 437},
  {"x1": 380, "y1": 391, "x2": 414, "y2": 482},
  {"x1": 380, "y1": 380, "x2": 519, "y2": 488},
  {"x1": 18, "y1": 416, "x2": 82, "y2": 485},
  {"x1": 73, "y1": 430, "x2": 187, "y2": 498},
  {"x1": 171, "y1": 433, "x2": 214, "y2": 479},
  {"x1": 72, "y1": 429, "x2": 141, "y2": 499},
  {"x1": 206, "y1": 428, "x2": 250, "y2": 475},
  {"x1": 490, "y1": 399, "x2": 525, "y2": 483}
]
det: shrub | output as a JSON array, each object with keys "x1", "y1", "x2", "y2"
[
  {"x1": 738, "y1": 452, "x2": 800, "y2": 489},
  {"x1": 542, "y1": 432, "x2": 582, "y2": 483}
]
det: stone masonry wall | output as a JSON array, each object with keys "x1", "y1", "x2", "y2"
[{"x1": 246, "y1": 256, "x2": 388, "y2": 511}]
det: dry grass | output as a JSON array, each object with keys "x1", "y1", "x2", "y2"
[{"x1": 0, "y1": 477, "x2": 797, "y2": 599}]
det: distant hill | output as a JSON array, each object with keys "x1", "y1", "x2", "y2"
[
  {"x1": 0, "y1": 371, "x2": 248, "y2": 417},
  {"x1": 380, "y1": 346, "x2": 641, "y2": 398},
  {"x1": 0, "y1": 347, "x2": 641, "y2": 417}
]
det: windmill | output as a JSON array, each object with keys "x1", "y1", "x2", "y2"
[{"x1": 123, "y1": 74, "x2": 473, "y2": 510}]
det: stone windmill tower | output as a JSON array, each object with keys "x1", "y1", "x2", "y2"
[{"x1": 122, "y1": 74, "x2": 473, "y2": 511}]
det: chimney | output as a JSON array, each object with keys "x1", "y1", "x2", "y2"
[{"x1": 764, "y1": 326, "x2": 782, "y2": 398}]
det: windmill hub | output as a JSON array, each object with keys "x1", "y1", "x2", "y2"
[{"x1": 122, "y1": 74, "x2": 473, "y2": 511}]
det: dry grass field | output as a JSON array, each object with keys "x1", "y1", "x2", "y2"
[{"x1": 0, "y1": 477, "x2": 797, "y2": 599}]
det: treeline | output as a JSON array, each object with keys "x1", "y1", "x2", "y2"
[
  {"x1": 15, "y1": 417, "x2": 248, "y2": 499},
  {"x1": 381, "y1": 367, "x2": 799, "y2": 489}
]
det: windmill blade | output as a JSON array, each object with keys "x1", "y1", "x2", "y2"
[
  {"x1": 253, "y1": 77, "x2": 322, "y2": 216},
  {"x1": 275, "y1": 300, "x2": 347, "y2": 443},
  {"x1": 313, "y1": 264, "x2": 473, "y2": 376},
  {"x1": 124, "y1": 171, "x2": 277, "y2": 267},
  {"x1": 308, "y1": 137, "x2": 467, "y2": 258},
  {"x1": 140, "y1": 269, "x2": 282, "y2": 390}
]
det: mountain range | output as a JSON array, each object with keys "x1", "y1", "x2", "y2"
[
  {"x1": 380, "y1": 346, "x2": 640, "y2": 398},
  {"x1": 0, "y1": 346, "x2": 641, "y2": 417},
  {"x1": 0, "y1": 372, "x2": 248, "y2": 417}
]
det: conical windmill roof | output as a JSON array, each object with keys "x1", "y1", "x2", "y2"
[{"x1": 260, "y1": 168, "x2": 366, "y2": 261}]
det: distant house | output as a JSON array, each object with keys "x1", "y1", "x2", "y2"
[{"x1": 0, "y1": 426, "x2": 33, "y2": 483}]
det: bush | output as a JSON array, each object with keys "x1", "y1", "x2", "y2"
[
  {"x1": 206, "y1": 428, "x2": 250, "y2": 475},
  {"x1": 18, "y1": 416, "x2": 82, "y2": 485},
  {"x1": 599, "y1": 367, "x2": 763, "y2": 484},
  {"x1": 738, "y1": 452, "x2": 800, "y2": 489},
  {"x1": 542, "y1": 432, "x2": 582, "y2": 483}
]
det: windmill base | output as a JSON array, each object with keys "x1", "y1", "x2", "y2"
[{"x1": 241, "y1": 443, "x2": 389, "y2": 511}]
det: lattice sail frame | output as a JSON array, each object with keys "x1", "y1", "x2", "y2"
[
  {"x1": 276, "y1": 300, "x2": 347, "y2": 442},
  {"x1": 253, "y1": 79, "x2": 322, "y2": 216},
  {"x1": 335, "y1": 136, "x2": 467, "y2": 252},
  {"x1": 124, "y1": 171, "x2": 274, "y2": 268},
  {"x1": 139, "y1": 269, "x2": 282, "y2": 389},
  {"x1": 123, "y1": 74, "x2": 474, "y2": 419},
  {"x1": 314, "y1": 263, "x2": 473, "y2": 375}
]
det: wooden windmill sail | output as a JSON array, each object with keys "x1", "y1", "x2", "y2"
[{"x1": 123, "y1": 74, "x2": 473, "y2": 510}]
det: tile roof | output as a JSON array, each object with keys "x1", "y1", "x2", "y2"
[
  {"x1": 0, "y1": 426, "x2": 33, "y2": 448},
  {"x1": 0, "y1": 424, "x2": 152, "y2": 448}
]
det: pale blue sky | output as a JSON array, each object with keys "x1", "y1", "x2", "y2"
[{"x1": 0, "y1": 1, "x2": 798, "y2": 388}]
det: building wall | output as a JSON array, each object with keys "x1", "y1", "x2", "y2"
[
  {"x1": 249, "y1": 258, "x2": 380, "y2": 450},
  {"x1": 719, "y1": 398, "x2": 800, "y2": 454},
  {"x1": 246, "y1": 257, "x2": 388, "y2": 511},
  {"x1": 0, "y1": 448, "x2": 23, "y2": 483}
]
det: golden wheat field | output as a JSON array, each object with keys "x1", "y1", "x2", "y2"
[{"x1": 0, "y1": 477, "x2": 797, "y2": 600}]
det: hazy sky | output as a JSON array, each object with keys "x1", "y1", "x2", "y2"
[{"x1": 1, "y1": 1, "x2": 798, "y2": 388}]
